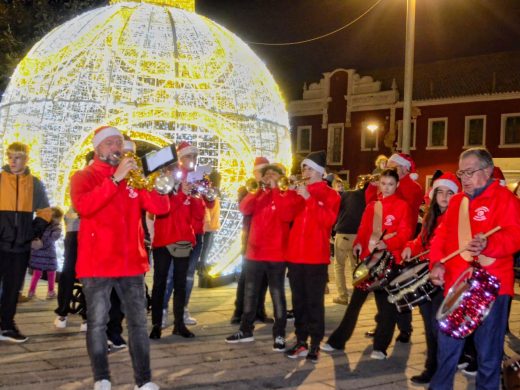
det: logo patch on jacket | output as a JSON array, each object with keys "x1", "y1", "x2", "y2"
[
  {"x1": 127, "y1": 186, "x2": 138, "y2": 199},
  {"x1": 384, "y1": 215, "x2": 396, "y2": 226},
  {"x1": 473, "y1": 206, "x2": 489, "y2": 222}
]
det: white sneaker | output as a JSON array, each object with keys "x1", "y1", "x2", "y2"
[
  {"x1": 94, "y1": 379, "x2": 111, "y2": 390},
  {"x1": 320, "y1": 343, "x2": 336, "y2": 352},
  {"x1": 80, "y1": 321, "x2": 88, "y2": 332},
  {"x1": 161, "y1": 309, "x2": 168, "y2": 329},
  {"x1": 54, "y1": 316, "x2": 67, "y2": 329},
  {"x1": 370, "y1": 350, "x2": 387, "y2": 360},
  {"x1": 184, "y1": 308, "x2": 197, "y2": 326},
  {"x1": 134, "y1": 382, "x2": 159, "y2": 390}
]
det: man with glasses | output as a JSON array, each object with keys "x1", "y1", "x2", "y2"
[{"x1": 429, "y1": 148, "x2": 520, "y2": 390}]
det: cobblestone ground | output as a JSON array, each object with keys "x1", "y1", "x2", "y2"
[{"x1": 2, "y1": 268, "x2": 520, "y2": 389}]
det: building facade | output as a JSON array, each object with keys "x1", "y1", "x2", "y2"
[{"x1": 288, "y1": 51, "x2": 520, "y2": 192}]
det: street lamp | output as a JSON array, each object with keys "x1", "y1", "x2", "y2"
[{"x1": 366, "y1": 123, "x2": 379, "y2": 152}]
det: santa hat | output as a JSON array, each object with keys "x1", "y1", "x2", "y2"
[
  {"x1": 176, "y1": 141, "x2": 198, "y2": 158},
  {"x1": 429, "y1": 172, "x2": 461, "y2": 199},
  {"x1": 388, "y1": 153, "x2": 418, "y2": 180},
  {"x1": 92, "y1": 126, "x2": 123, "y2": 148},
  {"x1": 301, "y1": 150, "x2": 326, "y2": 175},
  {"x1": 253, "y1": 156, "x2": 269, "y2": 172},
  {"x1": 493, "y1": 166, "x2": 506, "y2": 186}
]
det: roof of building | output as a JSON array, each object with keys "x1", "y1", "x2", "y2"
[{"x1": 359, "y1": 50, "x2": 520, "y2": 100}]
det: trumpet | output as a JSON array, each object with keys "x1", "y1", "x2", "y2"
[
  {"x1": 245, "y1": 178, "x2": 266, "y2": 194},
  {"x1": 356, "y1": 174, "x2": 380, "y2": 189},
  {"x1": 191, "y1": 177, "x2": 218, "y2": 202},
  {"x1": 113, "y1": 151, "x2": 174, "y2": 194},
  {"x1": 277, "y1": 175, "x2": 309, "y2": 192}
]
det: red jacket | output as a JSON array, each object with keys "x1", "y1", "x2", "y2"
[
  {"x1": 71, "y1": 157, "x2": 170, "y2": 278},
  {"x1": 153, "y1": 190, "x2": 205, "y2": 248},
  {"x1": 286, "y1": 182, "x2": 340, "y2": 264},
  {"x1": 240, "y1": 188, "x2": 304, "y2": 261},
  {"x1": 430, "y1": 180, "x2": 520, "y2": 296},
  {"x1": 404, "y1": 213, "x2": 445, "y2": 260},
  {"x1": 366, "y1": 173, "x2": 423, "y2": 228},
  {"x1": 354, "y1": 193, "x2": 413, "y2": 264}
]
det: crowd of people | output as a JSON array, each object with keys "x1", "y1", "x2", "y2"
[{"x1": 0, "y1": 125, "x2": 519, "y2": 390}]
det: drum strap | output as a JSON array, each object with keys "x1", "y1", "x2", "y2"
[
  {"x1": 369, "y1": 201, "x2": 383, "y2": 252},
  {"x1": 458, "y1": 197, "x2": 496, "y2": 265}
]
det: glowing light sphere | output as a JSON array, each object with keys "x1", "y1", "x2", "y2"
[{"x1": 0, "y1": 0, "x2": 291, "y2": 276}]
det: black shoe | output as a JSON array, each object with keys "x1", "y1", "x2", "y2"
[
  {"x1": 0, "y1": 328, "x2": 28, "y2": 343},
  {"x1": 306, "y1": 344, "x2": 320, "y2": 363},
  {"x1": 225, "y1": 330, "x2": 254, "y2": 343},
  {"x1": 149, "y1": 325, "x2": 161, "y2": 340},
  {"x1": 107, "y1": 333, "x2": 127, "y2": 349},
  {"x1": 457, "y1": 353, "x2": 472, "y2": 369},
  {"x1": 286, "y1": 310, "x2": 295, "y2": 321},
  {"x1": 365, "y1": 330, "x2": 375, "y2": 338},
  {"x1": 410, "y1": 371, "x2": 432, "y2": 384},
  {"x1": 461, "y1": 359, "x2": 477, "y2": 377},
  {"x1": 173, "y1": 325, "x2": 195, "y2": 338},
  {"x1": 286, "y1": 341, "x2": 308, "y2": 359},
  {"x1": 396, "y1": 331, "x2": 411, "y2": 343},
  {"x1": 255, "y1": 315, "x2": 274, "y2": 324}
]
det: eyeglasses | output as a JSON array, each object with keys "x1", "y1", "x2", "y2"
[{"x1": 456, "y1": 167, "x2": 486, "y2": 179}]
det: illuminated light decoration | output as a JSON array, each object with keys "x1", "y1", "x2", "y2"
[{"x1": 0, "y1": 0, "x2": 292, "y2": 282}]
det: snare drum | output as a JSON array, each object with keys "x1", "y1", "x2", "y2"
[
  {"x1": 436, "y1": 265, "x2": 500, "y2": 339},
  {"x1": 352, "y1": 250, "x2": 395, "y2": 291},
  {"x1": 385, "y1": 260, "x2": 438, "y2": 312}
]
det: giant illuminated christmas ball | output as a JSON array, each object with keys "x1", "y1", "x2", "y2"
[{"x1": 0, "y1": 0, "x2": 291, "y2": 278}]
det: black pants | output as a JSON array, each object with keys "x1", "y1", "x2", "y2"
[
  {"x1": 418, "y1": 288, "x2": 444, "y2": 376},
  {"x1": 55, "y1": 231, "x2": 83, "y2": 318},
  {"x1": 151, "y1": 247, "x2": 189, "y2": 327},
  {"x1": 240, "y1": 260, "x2": 287, "y2": 338},
  {"x1": 0, "y1": 249, "x2": 30, "y2": 330},
  {"x1": 373, "y1": 289, "x2": 399, "y2": 353},
  {"x1": 327, "y1": 287, "x2": 370, "y2": 349},
  {"x1": 288, "y1": 263, "x2": 328, "y2": 346},
  {"x1": 234, "y1": 257, "x2": 268, "y2": 318},
  {"x1": 397, "y1": 310, "x2": 413, "y2": 334}
]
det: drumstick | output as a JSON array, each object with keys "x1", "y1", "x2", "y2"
[
  {"x1": 440, "y1": 226, "x2": 502, "y2": 264},
  {"x1": 406, "y1": 249, "x2": 430, "y2": 262}
]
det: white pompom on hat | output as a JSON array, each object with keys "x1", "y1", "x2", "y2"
[{"x1": 92, "y1": 126, "x2": 123, "y2": 148}]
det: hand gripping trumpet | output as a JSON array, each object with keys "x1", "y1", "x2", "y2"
[{"x1": 277, "y1": 175, "x2": 309, "y2": 192}]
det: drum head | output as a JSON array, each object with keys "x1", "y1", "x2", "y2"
[
  {"x1": 353, "y1": 262, "x2": 369, "y2": 286},
  {"x1": 390, "y1": 261, "x2": 429, "y2": 288},
  {"x1": 437, "y1": 267, "x2": 473, "y2": 319}
]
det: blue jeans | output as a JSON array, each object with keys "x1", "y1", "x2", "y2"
[
  {"x1": 240, "y1": 259, "x2": 287, "y2": 338},
  {"x1": 81, "y1": 276, "x2": 151, "y2": 387},
  {"x1": 163, "y1": 234, "x2": 203, "y2": 310},
  {"x1": 430, "y1": 294, "x2": 510, "y2": 390}
]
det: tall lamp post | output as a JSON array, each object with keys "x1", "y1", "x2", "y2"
[{"x1": 402, "y1": 0, "x2": 416, "y2": 154}]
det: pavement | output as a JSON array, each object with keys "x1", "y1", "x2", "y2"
[{"x1": 2, "y1": 269, "x2": 520, "y2": 390}]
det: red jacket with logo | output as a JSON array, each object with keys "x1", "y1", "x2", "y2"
[
  {"x1": 153, "y1": 190, "x2": 205, "y2": 248},
  {"x1": 404, "y1": 213, "x2": 445, "y2": 260},
  {"x1": 354, "y1": 193, "x2": 413, "y2": 264},
  {"x1": 71, "y1": 157, "x2": 170, "y2": 278},
  {"x1": 286, "y1": 181, "x2": 340, "y2": 264},
  {"x1": 366, "y1": 173, "x2": 423, "y2": 228},
  {"x1": 429, "y1": 180, "x2": 520, "y2": 296},
  {"x1": 240, "y1": 188, "x2": 304, "y2": 261}
]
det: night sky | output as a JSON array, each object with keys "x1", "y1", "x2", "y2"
[{"x1": 194, "y1": 0, "x2": 520, "y2": 100}]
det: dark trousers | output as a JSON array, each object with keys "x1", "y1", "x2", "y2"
[
  {"x1": 430, "y1": 295, "x2": 510, "y2": 390},
  {"x1": 397, "y1": 310, "x2": 413, "y2": 334},
  {"x1": 240, "y1": 259, "x2": 287, "y2": 338},
  {"x1": 234, "y1": 258, "x2": 268, "y2": 318},
  {"x1": 55, "y1": 232, "x2": 84, "y2": 318},
  {"x1": 418, "y1": 288, "x2": 444, "y2": 376},
  {"x1": 0, "y1": 249, "x2": 30, "y2": 330},
  {"x1": 327, "y1": 287, "x2": 369, "y2": 349},
  {"x1": 288, "y1": 263, "x2": 328, "y2": 346},
  {"x1": 373, "y1": 289, "x2": 399, "y2": 353},
  {"x1": 151, "y1": 247, "x2": 189, "y2": 327}
]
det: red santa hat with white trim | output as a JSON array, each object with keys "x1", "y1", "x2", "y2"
[
  {"x1": 388, "y1": 153, "x2": 418, "y2": 180},
  {"x1": 176, "y1": 141, "x2": 199, "y2": 158},
  {"x1": 493, "y1": 166, "x2": 506, "y2": 186},
  {"x1": 92, "y1": 125, "x2": 123, "y2": 148},
  {"x1": 428, "y1": 172, "x2": 461, "y2": 199},
  {"x1": 253, "y1": 156, "x2": 269, "y2": 172}
]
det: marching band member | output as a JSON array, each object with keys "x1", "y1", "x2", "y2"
[
  {"x1": 322, "y1": 168, "x2": 412, "y2": 359},
  {"x1": 71, "y1": 126, "x2": 169, "y2": 390},
  {"x1": 429, "y1": 148, "x2": 520, "y2": 390},
  {"x1": 225, "y1": 163, "x2": 304, "y2": 350},
  {"x1": 150, "y1": 142, "x2": 205, "y2": 340},
  {"x1": 285, "y1": 151, "x2": 340, "y2": 363},
  {"x1": 401, "y1": 172, "x2": 460, "y2": 384}
]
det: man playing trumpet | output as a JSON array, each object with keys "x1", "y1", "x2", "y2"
[{"x1": 71, "y1": 126, "x2": 170, "y2": 390}]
